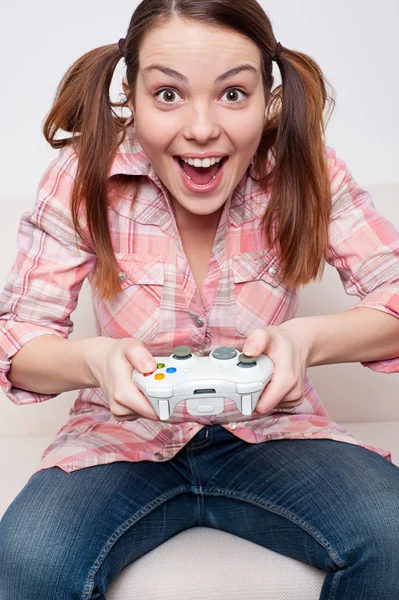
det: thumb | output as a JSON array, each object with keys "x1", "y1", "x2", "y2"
[
  {"x1": 242, "y1": 330, "x2": 267, "y2": 356},
  {"x1": 124, "y1": 343, "x2": 157, "y2": 374}
]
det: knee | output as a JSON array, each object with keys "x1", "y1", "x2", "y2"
[
  {"x1": 349, "y1": 495, "x2": 399, "y2": 565},
  {"x1": 0, "y1": 504, "x2": 85, "y2": 599}
]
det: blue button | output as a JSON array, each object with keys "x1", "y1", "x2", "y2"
[{"x1": 166, "y1": 367, "x2": 177, "y2": 373}]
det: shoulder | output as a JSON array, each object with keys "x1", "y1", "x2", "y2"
[
  {"x1": 37, "y1": 144, "x2": 78, "y2": 201},
  {"x1": 28, "y1": 144, "x2": 91, "y2": 248}
]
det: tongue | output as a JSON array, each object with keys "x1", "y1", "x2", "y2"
[{"x1": 182, "y1": 161, "x2": 220, "y2": 186}]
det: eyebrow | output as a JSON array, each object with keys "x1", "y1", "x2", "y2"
[{"x1": 142, "y1": 64, "x2": 258, "y2": 84}]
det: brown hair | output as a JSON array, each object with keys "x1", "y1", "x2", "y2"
[{"x1": 43, "y1": 0, "x2": 335, "y2": 299}]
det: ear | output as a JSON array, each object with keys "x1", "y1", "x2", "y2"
[
  {"x1": 122, "y1": 76, "x2": 129, "y2": 96},
  {"x1": 122, "y1": 76, "x2": 135, "y2": 115}
]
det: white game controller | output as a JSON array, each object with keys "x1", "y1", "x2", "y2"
[{"x1": 132, "y1": 345, "x2": 274, "y2": 420}]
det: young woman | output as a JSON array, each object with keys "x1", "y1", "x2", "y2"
[{"x1": 1, "y1": 1, "x2": 399, "y2": 598}]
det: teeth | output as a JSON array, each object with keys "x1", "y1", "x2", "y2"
[{"x1": 180, "y1": 156, "x2": 224, "y2": 168}]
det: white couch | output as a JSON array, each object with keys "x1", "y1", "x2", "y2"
[{"x1": 1, "y1": 185, "x2": 398, "y2": 599}]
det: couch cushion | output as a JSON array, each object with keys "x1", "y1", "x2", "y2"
[{"x1": 106, "y1": 526, "x2": 326, "y2": 600}]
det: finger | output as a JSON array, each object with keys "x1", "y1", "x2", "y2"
[
  {"x1": 279, "y1": 388, "x2": 304, "y2": 403},
  {"x1": 276, "y1": 397, "x2": 304, "y2": 409},
  {"x1": 255, "y1": 371, "x2": 297, "y2": 414},
  {"x1": 113, "y1": 358, "x2": 159, "y2": 420}
]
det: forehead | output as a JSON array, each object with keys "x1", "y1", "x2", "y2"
[{"x1": 139, "y1": 17, "x2": 261, "y2": 69}]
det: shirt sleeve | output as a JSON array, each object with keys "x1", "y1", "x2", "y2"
[
  {"x1": 0, "y1": 146, "x2": 96, "y2": 404},
  {"x1": 326, "y1": 146, "x2": 399, "y2": 373}
]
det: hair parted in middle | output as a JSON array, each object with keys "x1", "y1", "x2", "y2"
[{"x1": 43, "y1": 0, "x2": 336, "y2": 300}]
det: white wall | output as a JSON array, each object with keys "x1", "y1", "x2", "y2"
[{"x1": 0, "y1": 0, "x2": 398, "y2": 193}]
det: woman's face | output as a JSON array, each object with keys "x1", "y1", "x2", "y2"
[{"x1": 125, "y1": 16, "x2": 268, "y2": 223}]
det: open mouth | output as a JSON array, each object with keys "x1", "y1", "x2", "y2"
[{"x1": 175, "y1": 156, "x2": 228, "y2": 187}]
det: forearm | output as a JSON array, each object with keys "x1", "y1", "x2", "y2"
[
  {"x1": 281, "y1": 307, "x2": 399, "y2": 367},
  {"x1": 8, "y1": 334, "x2": 110, "y2": 394}
]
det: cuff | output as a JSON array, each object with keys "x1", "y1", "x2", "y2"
[
  {"x1": 0, "y1": 322, "x2": 66, "y2": 404},
  {"x1": 350, "y1": 292, "x2": 399, "y2": 373}
]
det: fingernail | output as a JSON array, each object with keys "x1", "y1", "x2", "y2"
[
  {"x1": 243, "y1": 343, "x2": 258, "y2": 355},
  {"x1": 140, "y1": 357, "x2": 156, "y2": 373}
]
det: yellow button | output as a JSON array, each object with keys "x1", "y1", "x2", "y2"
[{"x1": 154, "y1": 374, "x2": 165, "y2": 380}]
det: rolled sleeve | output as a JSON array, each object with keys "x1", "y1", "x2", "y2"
[
  {"x1": 326, "y1": 147, "x2": 399, "y2": 373},
  {"x1": 0, "y1": 146, "x2": 96, "y2": 403}
]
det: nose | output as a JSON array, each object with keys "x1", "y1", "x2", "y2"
[{"x1": 182, "y1": 104, "x2": 221, "y2": 144}]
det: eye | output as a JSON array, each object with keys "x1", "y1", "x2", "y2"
[
  {"x1": 154, "y1": 89, "x2": 182, "y2": 105},
  {"x1": 154, "y1": 87, "x2": 248, "y2": 106},
  {"x1": 221, "y1": 88, "x2": 248, "y2": 104}
]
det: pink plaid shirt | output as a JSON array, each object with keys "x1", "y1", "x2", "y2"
[{"x1": 1, "y1": 125, "x2": 398, "y2": 473}]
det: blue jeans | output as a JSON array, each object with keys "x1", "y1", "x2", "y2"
[{"x1": 1, "y1": 424, "x2": 399, "y2": 599}]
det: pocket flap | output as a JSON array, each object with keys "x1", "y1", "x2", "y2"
[
  {"x1": 232, "y1": 249, "x2": 283, "y2": 287},
  {"x1": 115, "y1": 253, "x2": 165, "y2": 288}
]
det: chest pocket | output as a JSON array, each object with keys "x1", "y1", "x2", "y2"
[
  {"x1": 232, "y1": 249, "x2": 288, "y2": 338},
  {"x1": 102, "y1": 253, "x2": 165, "y2": 344}
]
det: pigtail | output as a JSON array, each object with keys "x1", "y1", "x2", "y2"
[
  {"x1": 43, "y1": 44, "x2": 127, "y2": 298},
  {"x1": 258, "y1": 46, "x2": 336, "y2": 288}
]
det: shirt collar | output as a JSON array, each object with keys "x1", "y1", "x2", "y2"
[{"x1": 108, "y1": 124, "x2": 153, "y2": 178}]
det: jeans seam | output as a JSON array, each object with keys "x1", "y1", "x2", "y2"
[
  {"x1": 327, "y1": 569, "x2": 344, "y2": 600},
  {"x1": 81, "y1": 485, "x2": 191, "y2": 600},
  {"x1": 186, "y1": 450, "x2": 206, "y2": 521},
  {"x1": 50, "y1": 468, "x2": 112, "y2": 600},
  {"x1": 185, "y1": 426, "x2": 214, "y2": 449},
  {"x1": 201, "y1": 487, "x2": 346, "y2": 569}
]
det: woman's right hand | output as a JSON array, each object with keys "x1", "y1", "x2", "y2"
[{"x1": 85, "y1": 337, "x2": 159, "y2": 421}]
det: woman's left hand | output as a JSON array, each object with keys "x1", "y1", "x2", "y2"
[{"x1": 241, "y1": 323, "x2": 313, "y2": 415}]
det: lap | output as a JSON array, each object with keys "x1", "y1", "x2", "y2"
[
  {"x1": 2, "y1": 424, "x2": 399, "y2": 598},
  {"x1": 189, "y1": 425, "x2": 399, "y2": 571}
]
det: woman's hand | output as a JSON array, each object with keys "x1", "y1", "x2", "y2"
[
  {"x1": 242, "y1": 322, "x2": 313, "y2": 415},
  {"x1": 85, "y1": 337, "x2": 159, "y2": 421}
]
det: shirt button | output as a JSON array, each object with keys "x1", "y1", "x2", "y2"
[
  {"x1": 155, "y1": 452, "x2": 163, "y2": 459},
  {"x1": 268, "y1": 265, "x2": 279, "y2": 276},
  {"x1": 118, "y1": 271, "x2": 127, "y2": 283},
  {"x1": 228, "y1": 422, "x2": 237, "y2": 430},
  {"x1": 194, "y1": 317, "x2": 204, "y2": 328},
  {"x1": 303, "y1": 432, "x2": 313, "y2": 438}
]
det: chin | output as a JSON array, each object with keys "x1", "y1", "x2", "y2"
[{"x1": 182, "y1": 199, "x2": 225, "y2": 215}]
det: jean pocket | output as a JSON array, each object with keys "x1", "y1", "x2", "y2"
[
  {"x1": 232, "y1": 249, "x2": 288, "y2": 337},
  {"x1": 101, "y1": 253, "x2": 165, "y2": 344}
]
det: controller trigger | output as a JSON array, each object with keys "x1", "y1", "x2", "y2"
[
  {"x1": 241, "y1": 394, "x2": 253, "y2": 415},
  {"x1": 158, "y1": 400, "x2": 170, "y2": 420}
]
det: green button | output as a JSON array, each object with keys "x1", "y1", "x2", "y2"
[{"x1": 157, "y1": 363, "x2": 165, "y2": 369}]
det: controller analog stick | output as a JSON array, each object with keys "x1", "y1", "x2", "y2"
[
  {"x1": 172, "y1": 345, "x2": 193, "y2": 360},
  {"x1": 238, "y1": 353, "x2": 258, "y2": 368}
]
